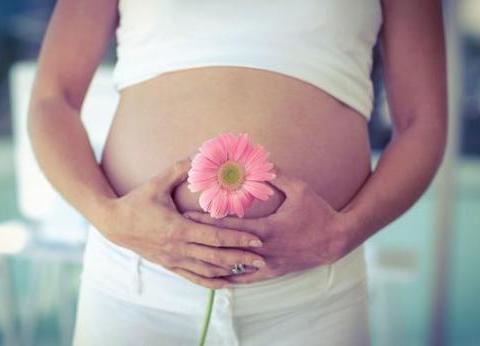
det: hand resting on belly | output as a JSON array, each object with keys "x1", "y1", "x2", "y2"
[{"x1": 102, "y1": 158, "x2": 273, "y2": 290}]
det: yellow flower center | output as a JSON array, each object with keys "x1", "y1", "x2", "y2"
[{"x1": 217, "y1": 161, "x2": 245, "y2": 191}]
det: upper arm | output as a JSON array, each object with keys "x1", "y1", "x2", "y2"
[
  {"x1": 30, "y1": 0, "x2": 119, "y2": 110},
  {"x1": 379, "y1": 0, "x2": 447, "y2": 134}
]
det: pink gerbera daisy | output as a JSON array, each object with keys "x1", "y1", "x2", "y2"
[{"x1": 187, "y1": 132, "x2": 276, "y2": 219}]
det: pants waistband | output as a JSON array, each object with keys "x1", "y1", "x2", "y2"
[{"x1": 80, "y1": 224, "x2": 367, "y2": 316}]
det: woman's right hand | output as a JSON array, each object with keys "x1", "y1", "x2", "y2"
[{"x1": 101, "y1": 158, "x2": 267, "y2": 289}]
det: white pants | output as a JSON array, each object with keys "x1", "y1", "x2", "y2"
[{"x1": 72, "y1": 225, "x2": 371, "y2": 346}]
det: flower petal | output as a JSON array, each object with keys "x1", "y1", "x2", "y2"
[
  {"x1": 218, "y1": 132, "x2": 237, "y2": 161},
  {"x1": 237, "y1": 145, "x2": 255, "y2": 166},
  {"x1": 246, "y1": 159, "x2": 273, "y2": 173},
  {"x1": 199, "y1": 137, "x2": 228, "y2": 165},
  {"x1": 188, "y1": 177, "x2": 218, "y2": 193},
  {"x1": 199, "y1": 184, "x2": 221, "y2": 211},
  {"x1": 191, "y1": 155, "x2": 219, "y2": 171},
  {"x1": 245, "y1": 171, "x2": 276, "y2": 181},
  {"x1": 188, "y1": 169, "x2": 217, "y2": 181},
  {"x1": 209, "y1": 189, "x2": 229, "y2": 219},
  {"x1": 238, "y1": 189, "x2": 255, "y2": 211},
  {"x1": 233, "y1": 133, "x2": 251, "y2": 162},
  {"x1": 242, "y1": 181, "x2": 275, "y2": 201},
  {"x1": 230, "y1": 190, "x2": 248, "y2": 218},
  {"x1": 244, "y1": 146, "x2": 270, "y2": 171}
]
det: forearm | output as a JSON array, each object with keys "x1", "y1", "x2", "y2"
[
  {"x1": 337, "y1": 116, "x2": 446, "y2": 246},
  {"x1": 27, "y1": 97, "x2": 117, "y2": 231}
]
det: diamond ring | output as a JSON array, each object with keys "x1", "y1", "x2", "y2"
[{"x1": 231, "y1": 263, "x2": 247, "y2": 275}]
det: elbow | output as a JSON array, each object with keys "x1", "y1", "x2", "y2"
[
  {"x1": 26, "y1": 96, "x2": 54, "y2": 148},
  {"x1": 26, "y1": 83, "x2": 52, "y2": 140},
  {"x1": 26, "y1": 93, "x2": 73, "y2": 144},
  {"x1": 426, "y1": 111, "x2": 448, "y2": 170},
  {"x1": 392, "y1": 110, "x2": 448, "y2": 169},
  {"x1": 27, "y1": 79, "x2": 70, "y2": 141}
]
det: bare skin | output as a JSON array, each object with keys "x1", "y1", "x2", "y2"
[
  {"x1": 104, "y1": 66, "x2": 371, "y2": 216},
  {"x1": 27, "y1": 0, "x2": 446, "y2": 289}
]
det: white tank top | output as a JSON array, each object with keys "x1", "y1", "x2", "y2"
[{"x1": 113, "y1": 0, "x2": 383, "y2": 120}]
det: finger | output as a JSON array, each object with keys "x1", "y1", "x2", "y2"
[
  {"x1": 267, "y1": 167, "x2": 307, "y2": 198},
  {"x1": 182, "y1": 243, "x2": 267, "y2": 270},
  {"x1": 224, "y1": 267, "x2": 274, "y2": 285},
  {"x1": 174, "y1": 258, "x2": 233, "y2": 278},
  {"x1": 180, "y1": 220, "x2": 265, "y2": 248},
  {"x1": 175, "y1": 258, "x2": 257, "y2": 278},
  {"x1": 263, "y1": 168, "x2": 310, "y2": 215},
  {"x1": 169, "y1": 267, "x2": 230, "y2": 289},
  {"x1": 152, "y1": 158, "x2": 192, "y2": 195},
  {"x1": 183, "y1": 211, "x2": 270, "y2": 236}
]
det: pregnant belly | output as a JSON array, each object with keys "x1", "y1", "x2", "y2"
[{"x1": 100, "y1": 67, "x2": 372, "y2": 218}]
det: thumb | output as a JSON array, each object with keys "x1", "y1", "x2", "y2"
[
  {"x1": 154, "y1": 157, "x2": 193, "y2": 194},
  {"x1": 267, "y1": 166, "x2": 305, "y2": 197}
]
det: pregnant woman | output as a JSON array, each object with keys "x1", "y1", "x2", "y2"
[{"x1": 27, "y1": 0, "x2": 446, "y2": 345}]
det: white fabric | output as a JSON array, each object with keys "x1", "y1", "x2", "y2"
[
  {"x1": 113, "y1": 0, "x2": 383, "y2": 120},
  {"x1": 72, "y1": 224, "x2": 371, "y2": 345},
  {"x1": 73, "y1": 278, "x2": 370, "y2": 346}
]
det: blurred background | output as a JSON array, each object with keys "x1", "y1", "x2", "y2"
[{"x1": 0, "y1": 1, "x2": 479, "y2": 345}]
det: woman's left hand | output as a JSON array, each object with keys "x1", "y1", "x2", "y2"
[{"x1": 182, "y1": 169, "x2": 354, "y2": 285}]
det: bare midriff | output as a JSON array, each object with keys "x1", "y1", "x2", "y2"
[{"x1": 100, "y1": 66, "x2": 372, "y2": 218}]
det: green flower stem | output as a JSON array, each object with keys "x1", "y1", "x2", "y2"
[{"x1": 199, "y1": 289, "x2": 215, "y2": 346}]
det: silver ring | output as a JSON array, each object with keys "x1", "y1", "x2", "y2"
[{"x1": 231, "y1": 263, "x2": 247, "y2": 275}]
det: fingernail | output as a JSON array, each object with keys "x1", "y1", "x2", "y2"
[
  {"x1": 253, "y1": 260, "x2": 266, "y2": 268},
  {"x1": 249, "y1": 240, "x2": 263, "y2": 247}
]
